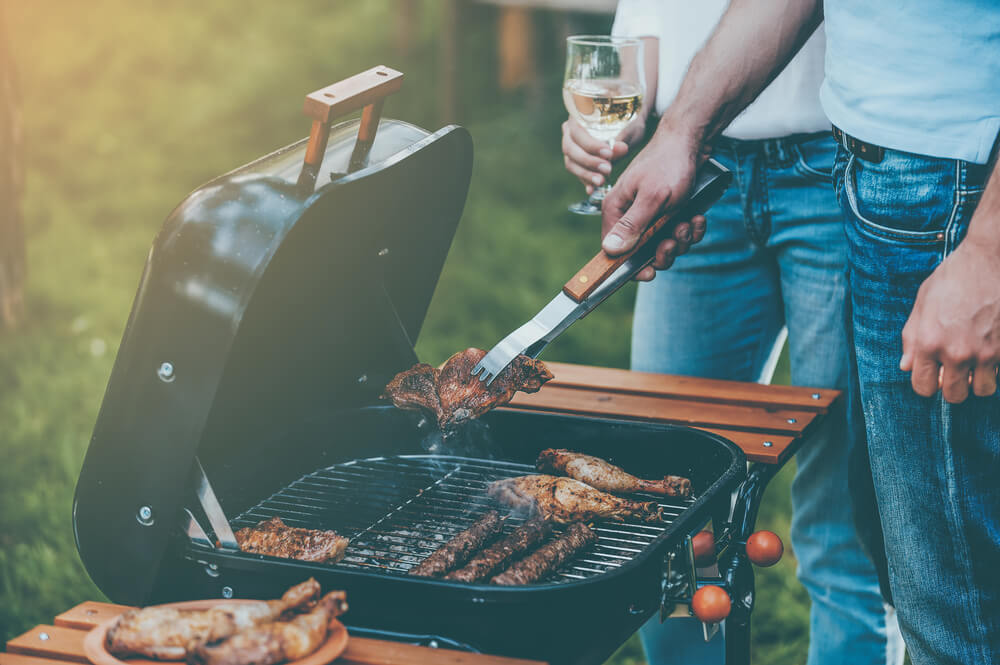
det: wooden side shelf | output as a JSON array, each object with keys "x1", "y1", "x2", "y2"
[{"x1": 505, "y1": 362, "x2": 839, "y2": 464}]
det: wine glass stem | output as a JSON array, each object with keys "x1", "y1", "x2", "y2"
[{"x1": 589, "y1": 139, "x2": 617, "y2": 203}]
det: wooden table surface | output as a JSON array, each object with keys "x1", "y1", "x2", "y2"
[
  {"x1": 3, "y1": 602, "x2": 546, "y2": 665},
  {"x1": 3, "y1": 363, "x2": 837, "y2": 665}
]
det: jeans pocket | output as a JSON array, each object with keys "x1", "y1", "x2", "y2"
[
  {"x1": 841, "y1": 152, "x2": 957, "y2": 245},
  {"x1": 793, "y1": 136, "x2": 835, "y2": 183}
]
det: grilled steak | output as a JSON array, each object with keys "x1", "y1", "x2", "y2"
[
  {"x1": 381, "y1": 363, "x2": 441, "y2": 414},
  {"x1": 444, "y1": 517, "x2": 553, "y2": 583},
  {"x1": 409, "y1": 510, "x2": 502, "y2": 577},
  {"x1": 105, "y1": 579, "x2": 320, "y2": 660},
  {"x1": 189, "y1": 590, "x2": 348, "y2": 665},
  {"x1": 488, "y1": 475, "x2": 663, "y2": 524},
  {"x1": 234, "y1": 517, "x2": 349, "y2": 563},
  {"x1": 383, "y1": 348, "x2": 553, "y2": 430},
  {"x1": 537, "y1": 449, "x2": 692, "y2": 497},
  {"x1": 491, "y1": 522, "x2": 597, "y2": 586}
]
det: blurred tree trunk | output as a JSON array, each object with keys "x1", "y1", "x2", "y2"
[
  {"x1": 0, "y1": 4, "x2": 25, "y2": 329},
  {"x1": 497, "y1": 7, "x2": 537, "y2": 92}
]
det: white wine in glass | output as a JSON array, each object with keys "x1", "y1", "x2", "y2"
[{"x1": 563, "y1": 36, "x2": 644, "y2": 215}]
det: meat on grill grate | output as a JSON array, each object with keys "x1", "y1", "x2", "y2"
[
  {"x1": 383, "y1": 348, "x2": 553, "y2": 430},
  {"x1": 537, "y1": 449, "x2": 692, "y2": 497},
  {"x1": 408, "y1": 510, "x2": 502, "y2": 577},
  {"x1": 488, "y1": 475, "x2": 664, "y2": 524},
  {"x1": 234, "y1": 517, "x2": 349, "y2": 563},
  {"x1": 444, "y1": 517, "x2": 553, "y2": 582},
  {"x1": 491, "y1": 522, "x2": 597, "y2": 586}
]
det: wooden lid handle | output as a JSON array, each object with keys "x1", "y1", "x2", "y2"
[
  {"x1": 298, "y1": 66, "x2": 403, "y2": 190},
  {"x1": 302, "y1": 66, "x2": 403, "y2": 125}
]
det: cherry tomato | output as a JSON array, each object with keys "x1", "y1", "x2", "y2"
[
  {"x1": 691, "y1": 530, "x2": 716, "y2": 567},
  {"x1": 746, "y1": 530, "x2": 783, "y2": 567},
  {"x1": 691, "y1": 585, "x2": 731, "y2": 623}
]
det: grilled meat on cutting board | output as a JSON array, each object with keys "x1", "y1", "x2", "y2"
[
  {"x1": 444, "y1": 517, "x2": 553, "y2": 582},
  {"x1": 489, "y1": 475, "x2": 663, "y2": 524},
  {"x1": 189, "y1": 590, "x2": 347, "y2": 665},
  {"x1": 235, "y1": 517, "x2": 349, "y2": 564},
  {"x1": 491, "y1": 522, "x2": 597, "y2": 585},
  {"x1": 409, "y1": 510, "x2": 503, "y2": 577},
  {"x1": 537, "y1": 449, "x2": 692, "y2": 497},
  {"x1": 105, "y1": 579, "x2": 321, "y2": 660},
  {"x1": 383, "y1": 348, "x2": 553, "y2": 429}
]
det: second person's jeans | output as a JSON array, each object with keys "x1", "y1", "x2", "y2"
[
  {"x1": 834, "y1": 136, "x2": 1000, "y2": 665},
  {"x1": 632, "y1": 133, "x2": 904, "y2": 665}
]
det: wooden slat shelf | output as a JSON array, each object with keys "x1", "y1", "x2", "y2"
[
  {"x1": 544, "y1": 362, "x2": 838, "y2": 412},
  {"x1": 504, "y1": 362, "x2": 838, "y2": 464}
]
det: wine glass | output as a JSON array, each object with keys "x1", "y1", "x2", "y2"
[{"x1": 563, "y1": 35, "x2": 645, "y2": 215}]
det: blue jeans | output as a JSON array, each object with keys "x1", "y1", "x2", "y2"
[
  {"x1": 633, "y1": 133, "x2": 904, "y2": 665},
  {"x1": 833, "y1": 136, "x2": 1000, "y2": 665}
]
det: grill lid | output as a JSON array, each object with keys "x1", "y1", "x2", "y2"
[{"x1": 74, "y1": 116, "x2": 473, "y2": 602}]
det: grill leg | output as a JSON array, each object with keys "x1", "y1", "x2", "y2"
[
  {"x1": 724, "y1": 613, "x2": 752, "y2": 665},
  {"x1": 720, "y1": 462, "x2": 779, "y2": 665},
  {"x1": 722, "y1": 549, "x2": 755, "y2": 665}
]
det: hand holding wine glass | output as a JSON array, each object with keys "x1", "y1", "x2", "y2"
[{"x1": 562, "y1": 36, "x2": 645, "y2": 215}]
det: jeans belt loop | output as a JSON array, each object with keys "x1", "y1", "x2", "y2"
[{"x1": 833, "y1": 127, "x2": 884, "y2": 164}]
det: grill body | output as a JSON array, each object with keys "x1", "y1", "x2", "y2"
[
  {"x1": 160, "y1": 406, "x2": 744, "y2": 665},
  {"x1": 72, "y1": 110, "x2": 745, "y2": 665}
]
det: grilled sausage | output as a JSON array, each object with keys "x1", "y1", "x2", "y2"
[
  {"x1": 444, "y1": 518, "x2": 553, "y2": 583},
  {"x1": 409, "y1": 510, "x2": 502, "y2": 577},
  {"x1": 490, "y1": 522, "x2": 597, "y2": 585}
]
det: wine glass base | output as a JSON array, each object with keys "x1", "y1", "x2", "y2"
[{"x1": 568, "y1": 199, "x2": 602, "y2": 215}]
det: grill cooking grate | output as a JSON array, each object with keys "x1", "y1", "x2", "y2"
[{"x1": 229, "y1": 455, "x2": 694, "y2": 584}]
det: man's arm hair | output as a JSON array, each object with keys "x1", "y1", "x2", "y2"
[{"x1": 660, "y1": 0, "x2": 824, "y2": 144}]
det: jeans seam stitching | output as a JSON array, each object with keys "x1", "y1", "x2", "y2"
[
  {"x1": 943, "y1": 161, "x2": 963, "y2": 257},
  {"x1": 937, "y1": 398, "x2": 992, "y2": 664},
  {"x1": 735, "y1": 154, "x2": 757, "y2": 245},
  {"x1": 756, "y1": 160, "x2": 772, "y2": 245},
  {"x1": 792, "y1": 144, "x2": 834, "y2": 181}
]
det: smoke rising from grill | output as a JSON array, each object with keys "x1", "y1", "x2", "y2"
[{"x1": 417, "y1": 416, "x2": 498, "y2": 461}]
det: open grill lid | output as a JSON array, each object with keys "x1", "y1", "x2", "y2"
[{"x1": 73, "y1": 69, "x2": 474, "y2": 602}]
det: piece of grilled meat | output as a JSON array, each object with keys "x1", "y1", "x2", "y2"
[
  {"x1": 381, "y1": 363, "x2": 441, "y2": 414},
  {"x1": 188, "y1": 591, "x2": 348, "y2": 665},
  {"x1": 537, "y1": 449, "x2": 692, "y2": 497},
  {"x1": 234, "y1": 517, "x2": 349, "y2": 564},
  {"x1": 106, "y1": 579, "x2": 320, "y2": 660},
  {"x1": 491, "y1": 522, "x2": 597, "y2": 585},
  {"x1": 444, "y1": 517, "x2": 553, "y2": 583},
  {"x1": 382, "y1": 348, "x2": 553, "y2": 430},
  {"x1": 488, "y1": 475, "x2": 663, "y2": 524},
  {"x1": 409, "y1": 510, "x2": 502, "y2": 577}
]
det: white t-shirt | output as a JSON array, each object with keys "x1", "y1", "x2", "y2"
[{"x1": 612, "y1": 0, "x2": 830, "y2": 140}]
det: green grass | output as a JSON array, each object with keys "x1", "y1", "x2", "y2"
[{"x1": 1, "y1": 1, "x2": 808, "y2": 661}]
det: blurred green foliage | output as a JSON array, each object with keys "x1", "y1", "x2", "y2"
[{"x1": 0, "y1": 1, "x2": 808, "y2": 661}]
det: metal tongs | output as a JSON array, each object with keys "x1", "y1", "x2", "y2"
[{"x1": 473, "y1": 160, "x2": 732, "y2": 385}]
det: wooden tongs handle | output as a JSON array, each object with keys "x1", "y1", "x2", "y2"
[{"x1": 297, "y1": 66, "x2": 404, "y2": 190}]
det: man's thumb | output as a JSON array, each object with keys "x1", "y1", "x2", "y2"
[{"x1": 602, "y1": 219, "x2": 641, "y2": 255}]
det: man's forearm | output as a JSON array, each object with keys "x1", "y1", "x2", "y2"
[{"x1": 661, "y1": 0, "x2": 823, "y2": 144}]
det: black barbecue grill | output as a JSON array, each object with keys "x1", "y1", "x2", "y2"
[{"x1": 73, "y1": 69, "x2": 750, "y2": 665}]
